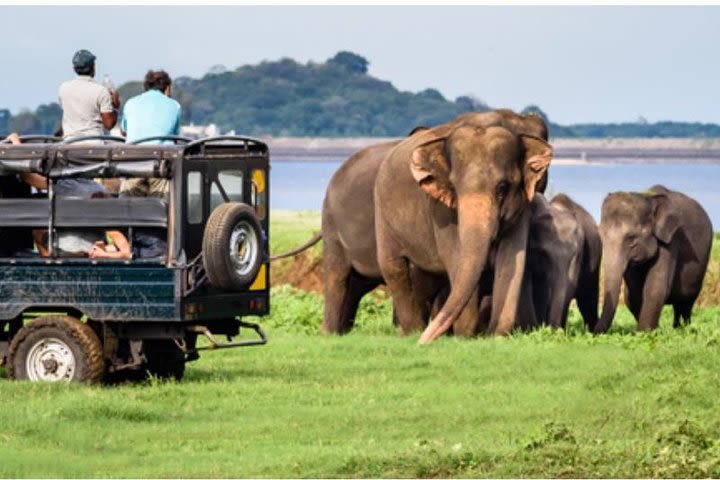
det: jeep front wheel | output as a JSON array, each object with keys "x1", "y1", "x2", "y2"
[
  {"x1": 203, "y1": 203, "x2": 263, "y2": 290},
  {"x1": 7, "y1": 316, "x2": 104, "y2": 383}
]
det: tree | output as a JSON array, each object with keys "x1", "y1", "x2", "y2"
[
  {"x1": 207, "y1": 64, "x2": 228, "y2": 75},
  {"x1": 0, "y1": 109, "x2": 10, "y2": 136},
  {"x1": 328, "y1": 51, "x2": 369, "y2": 75},
  {"x1": 521, "y1": 104, "x2": 550, "y2": 125}
]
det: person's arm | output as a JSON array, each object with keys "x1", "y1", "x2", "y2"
[
  {"x1": 89, "y1": 230, "x2": 131, "y2": 259},
  {"x1": 32, "y1": 230, "x2": 50, "y2": 257},
  {"x1": 99, "y1": 87, "x2": 119, "y2": 130},
  {"x1": 173, "y1": 104, "x2": 181, "y2": 135},
  {"x1": 20, "y1": 173, "x2": 47, "y2": 190},
  {"x1": 5, "y1": 132, "x2": 21, "y2": 144},
  {"x1": 5, "y1": 134, "x2": 48, "y2": 189},
  {"x1": 101, "y1": 111, "x2": 117, "y2": 130}
]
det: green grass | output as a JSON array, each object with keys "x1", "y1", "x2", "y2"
[
  {"x1": 270, "y1": 210, "x2": 322, "y2": 258},
  {"x1": 0, "y1": 304, "x2": 719, "y2": 478},
  {"x1": 0, "y1": 211, "x2": 718, "y2": 478}
]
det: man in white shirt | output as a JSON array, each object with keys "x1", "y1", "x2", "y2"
[
  {"x1": 57, "y1": 49, "x2": 119, "y2": 198},
  {"x1": 59, "y1": 49, "x2": 120, "y2": 139}
]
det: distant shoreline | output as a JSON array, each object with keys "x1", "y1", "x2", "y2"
[{"x1": 264, "y1": 136, "x2": 720, "y2": 164}]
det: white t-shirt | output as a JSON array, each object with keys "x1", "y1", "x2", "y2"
[{"x1": 58, "y1": 75, "x2": 114, "y2": 139}]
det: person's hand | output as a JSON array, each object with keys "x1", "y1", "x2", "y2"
[
  {"x1": 89, "y1": 242, "x2": 105, "y2": 259},
  {"x1": 5, "y1": 133, "x2": 21, "y2": 144},
  {"x1": 110, "y1": 90, "x2": 120, "y2": 109}
]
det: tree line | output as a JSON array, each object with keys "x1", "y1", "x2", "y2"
[{"x1": 3, "y1": 51, "x2": 720, "y2": 139}]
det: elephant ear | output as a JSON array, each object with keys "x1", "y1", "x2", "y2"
[
  {"x1": 410, "y1": 127, "x2": 455, "y2": 208},
  {"x1": 652, "y1": 194, "x2": 680, "y2": 244},
  {"x1": 521, "y1": 135, "x2": 553, "y2": 202}
]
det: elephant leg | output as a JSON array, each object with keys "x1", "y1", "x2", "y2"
[
  {"x1": 478, "y1": 294, "x2": 493, "y2": 333},
  {"x1": 379, "y1": 256, "x2": 428, "y2": 334},
  {"x1": 452, "y1": 288, "x2": 481, "y2": 336},
  {"x1": 624, "y1": 269, "x2": 645, "y2": 324},
  {"x1": 576, "y1": 268, "x2": 600, "y2": 332},
  {"x1": 546, "y1": 267, "x2": 570, "y2": 329},
  {"x1": 637, "y1": 249, "x2": 675, "y2": 330},
  {"x1": 515, "y1": 268, "x2": 538, "y2": 331},
  {"x1": 410, "y1": 267, "x2": 446, "y2": 329},
  {"x1": 322, "y1": 237, "x2": 358, "y2": 334},
  {"x1": 673, "y1": 301, "x2": 693, "y2": 328},
  {"x1": 489, "y1": 208, "x2": 532, "y2": 335}
]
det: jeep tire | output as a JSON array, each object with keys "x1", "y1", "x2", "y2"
[
  {"x1": 203, "y1": 203, "x2": 263, "y2": 291},
  {"x1": 7, "y1": 315, "x2": 104, "y2": 383}
]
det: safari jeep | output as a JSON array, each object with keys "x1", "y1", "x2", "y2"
[{"x1": 0, "y1": 135, "x2": 270, "y2": 382}]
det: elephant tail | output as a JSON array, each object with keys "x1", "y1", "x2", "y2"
[{"x1": 270, "y1": 232, "x2": 322, "y2": 261}]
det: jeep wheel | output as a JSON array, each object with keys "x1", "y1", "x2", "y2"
[
  {"x1": 203, "y1": 203, "x2": 263, "y2": 290},
  {"x1": 7, "y1": 316, "x2": 104, "y2": 383}
]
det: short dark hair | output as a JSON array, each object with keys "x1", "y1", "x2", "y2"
[
  {"x1": 72, "y1": 49, "x2": 96, "y2": 76},
  {"x1": 143, "y1": 70, "x2": 172, "y2": 92}
]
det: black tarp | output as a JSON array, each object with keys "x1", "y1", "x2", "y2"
[{"x1": 0, "y1": 198, "x2": 167, "y2": 227}]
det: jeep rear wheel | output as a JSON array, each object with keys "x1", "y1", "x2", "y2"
[
  {"x1": 7, "y1": 316, "x2": 104, "y2": 383},
  {"x1": 203, "y1": 203, "x2": 263, "y2": 290}
]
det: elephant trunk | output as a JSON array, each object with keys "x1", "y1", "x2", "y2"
[
  {"x1": 419, "y1": 194, "x2": 496, "y2": 344},
  {"x1": 595, "y1": 249, "x2": 628, "y2": 334}
]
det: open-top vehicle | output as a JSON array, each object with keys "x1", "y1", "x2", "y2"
[{"x1": 0, "y1": 134, "x2": 270, "y2": 382}]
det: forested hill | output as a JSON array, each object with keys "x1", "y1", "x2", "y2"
[{"x1": 3, "y1": 51, "x2": 720, "y2": 138}]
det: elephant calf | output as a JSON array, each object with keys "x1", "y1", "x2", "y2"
[
  {"x1": 549, "y1": 193, "x2": 602, "y2": 330},
  {"x1": 523, "y1": 193, "x2": 600, "y2": 330},
  {"x1": 596, "y1": 185, "x2": 713, "y2": 332}
]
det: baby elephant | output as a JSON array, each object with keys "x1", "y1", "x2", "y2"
[
  {"x1": 523, "y1": 193, "x2": 600, "y2": 330},
  {"x1": 596, "y1": 185, "x2": 713, "y2": 332}
]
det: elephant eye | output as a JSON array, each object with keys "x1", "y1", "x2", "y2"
[{"x1": 496, "y1": 181, "x2": 509, "y2": 201}]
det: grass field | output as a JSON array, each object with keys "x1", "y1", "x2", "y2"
[{"x1": 0, "y1": 210, "x2": 718, "y2": 478}]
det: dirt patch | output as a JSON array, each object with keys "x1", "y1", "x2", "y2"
[{"x1": 273, "y1": 251, "x2": 323, "y2": 293}]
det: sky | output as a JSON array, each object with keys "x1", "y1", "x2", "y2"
[{"x1": 1, "y1": 5, "x2": 720, "y2": 125}]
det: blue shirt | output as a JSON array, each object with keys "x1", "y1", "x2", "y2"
[{"x1": 121, "y1": 89, "x2": 181, "y2": 144}]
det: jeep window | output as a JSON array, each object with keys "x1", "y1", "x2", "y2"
[
  {"x1": 187, "y1": 171, "x2": 202, "y2": 224},
  {"x1": 211, "y1": 170, "x2": 243, "y2": 212}
]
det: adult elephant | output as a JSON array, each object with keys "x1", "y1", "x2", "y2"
[
  {"x1": 375, "y1": 123, "x2": 553, "y2": 343},
  {"x1": 301, "y1": 110, "x2": 549, "y2": 335},
  {"x1": 549, "y1": 193, "x2": 602, "y2": 330},
  {"x1": 595, "y1": 185, "x2": 712, "y2": 332}
]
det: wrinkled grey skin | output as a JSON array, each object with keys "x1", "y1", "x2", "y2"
[
  {"x1": 549, "y1": 193, "x2": 602, "y2": 330},
  {"x1": 596, "y1": 185, "x2": 713, "y2": 332},
  {"x1": 319, "y1": 109, "x2": 549, "y2": 336},
  {"x1": 524, "y1": 194, "x2": 583, "y2": 329},
  {"x1": 375, "y1": 123, "x2": 553, "y2": 343},
  {"x1": 469, "y1": 193, "x2": 599, "y2": 332}
]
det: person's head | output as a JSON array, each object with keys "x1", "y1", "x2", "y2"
[
  {"x1": 72, "y1": 49, "x2": 96, "y2": 76},
  {"x1": 143, "y1": 70, "x2": 172, "y2": 96}
]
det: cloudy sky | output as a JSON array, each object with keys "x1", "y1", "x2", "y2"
[{"x1": 1, "y1": 5, "x2": 719, "y2": 125}]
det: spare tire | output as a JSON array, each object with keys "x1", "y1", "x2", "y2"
[{"x1": 202, "y1": 203, "x2": 264, "y2": 290}]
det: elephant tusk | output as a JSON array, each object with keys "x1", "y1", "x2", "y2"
[{"x1": 418, "y1": 312, "x2": 453, "y2": 345}]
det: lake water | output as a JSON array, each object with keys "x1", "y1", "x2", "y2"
[{"x1": 270, "y1": 159, "x2": 720, "y2": 228}]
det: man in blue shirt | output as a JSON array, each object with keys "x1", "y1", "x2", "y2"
[
  {"x1": 120, "y1": 70, "x2": 181, "y2": 257},
  {"x1": 121, "y1": 69, "x2": 181, "y2": 145}
]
